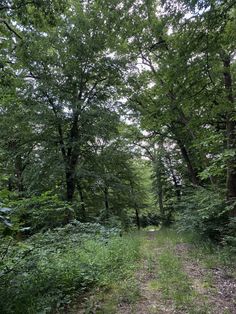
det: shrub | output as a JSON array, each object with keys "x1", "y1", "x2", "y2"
[
  {"x1": 0, "y1": 223, "x2": 139, "y2": 314},
  {"x1": 140, "y1": 213, "x2": 161, "y2": 228},
  {"x1": 222, "y1": 217, "x2": 236, "y2": 251},
  {"x1": 7, "y1": 193, "x2": 75, "y2": 235},
  {"x1": 175, "y1": 187, "x2": 230, "y2": 241}
]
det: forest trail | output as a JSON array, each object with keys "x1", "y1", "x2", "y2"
[
  {"x1": 117, "y1": 230, "x2": 236, "y2": 314},
  {"x1": 75, "y1": 230, "x2": 236, "y2": 314}
]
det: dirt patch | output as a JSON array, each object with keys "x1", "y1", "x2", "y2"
[
  {"x1": 210, "y1": 267, "x2": 236, "y2": 314},
  {"x1": 147, "y1": 230, "x2": 159, "y2": 240},
  {"x1": 175, "y1": 243, "x2": 236, "y2": 314}
]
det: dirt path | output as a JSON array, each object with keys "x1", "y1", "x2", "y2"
[
  {"x1": 118, "y1": 231, "x2": 175, "y2": 314},
  {"x1": 118, "y1": 231, "x2": 236, "y2": 314},
  {"x1": 175, "y1": 243, "x2": 236, "y2": 314},
  {"x1": 71, "y1": 230, "x2": 236, "y2": 314},
  {"x1": 117, "y1": 231, "x2": 181, "y2": 314}
]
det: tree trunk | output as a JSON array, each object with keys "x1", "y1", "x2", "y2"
[
  {"x1": 130, "y1": 181, "x2": 140, "y2": 230},
  {"x1": 171, "y1": 174, "x2": 181, "y2": 201},
  {"x1": 176, "y1": 139, "x2": 200, "y2": 186},
  {"x1": 50, "y1": 96, "x2": 80, "y2": 203},
  {"x1": 135, "y1": 208, "x2": 140, "y2": 230},
  {"x1": 15, "y1": 154, "x2": 24, "y2": 192},
  {"x1": 65, "y1": 111, "x2": 80, "y2": 202},
  {"x1": 165, "y1": 154, "x2": 181, "y2": 201},
  {"x1": 104, "y1": 186, "x2": 109, "y2": 216},
  {"x1": 8, "y1": 177, "x2": 13, "y2": 191},
  {"x1": 77, "y1": 183, "x2": 86, "y2": 220},
  {"x1": 157, "y1": 170, "x2": 164, "y2": 217},
  {"x1": 65, "y1": 162, "x2": 77, "y2": 202},
  {"x1": 222, "y1": 54, "x2": 236, "y2": 216}
]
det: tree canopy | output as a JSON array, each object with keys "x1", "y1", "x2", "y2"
[{"x1": 0, "y1": 0, "x2": 235, "y2": 236}]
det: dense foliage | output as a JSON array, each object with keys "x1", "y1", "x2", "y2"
[
  {"x1": 0, "y1": 0, "x2": 236, "y2": 312},
  {"x1": 0, "y1": 223, "x2": 139, "y2": 313}
]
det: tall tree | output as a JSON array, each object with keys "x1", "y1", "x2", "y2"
[{"x1": 17, "y1": 2, "x2": 127, "y2": 201}]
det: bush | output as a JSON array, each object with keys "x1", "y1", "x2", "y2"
[
  {"x1": 222, "y1": 217, "x2": 236, "y2": 251},
  {"x1": 0, "y1": 223, "x2": 140, "y2": 314},
  {"x1": 175, "y1": 187, "x2": 230, "y2": 241},
  {"x1": 97, "y1": 208, "x2": 132, "y2": 230},
  {"x1": 7, "y1": 193, "x2": 75, "y2": 235},
  {"x1": 0, "y1": 205, "x2": 13, "y2": 234},
  {"x1": 140, "y1": 213, "x2": 161, "y2": 228}
]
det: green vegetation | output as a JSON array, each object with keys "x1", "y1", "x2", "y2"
[
  {"x1": 0, "y1": 224, "x2": 140, "y2": 313},
  {"x1": 0, "y1": 0, "x2": 236, "y2": 313},
  {"x1": 140, "y1": 229, "x2": 235, "y2": 314}
]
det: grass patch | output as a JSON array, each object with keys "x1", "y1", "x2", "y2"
[
  {"x1": 189, "y1": 241, "x2": 236, "y2": 273},
  {"x1": 81, "y1": 275, "x2": 140, "y2": 314},
  {"x1": 154, "y1": 227, "x2": 198, "y2": 246},
  {"x1": 156, "y1": 228, "x2": 236, "y2": 273},
  {"x1": 157, "y1": 250, "x2": 197, "y2": 309},
  {"x1": 150, "y1": 228, "x2": 211, "y2": 313}
]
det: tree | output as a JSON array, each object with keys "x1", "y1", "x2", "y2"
[
  {"x1": 159, "y1": 0, "x2": 236, "y2": 215},
  {"x1": 123, "y1": 0, "x2": 236, "y2": 216},
  {"x1": 16, "y1": 1, "x2": 128, "y2": 201}
]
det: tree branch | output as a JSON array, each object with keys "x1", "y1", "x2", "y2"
[{"x1": 0, "y1": 18, "x2": 22, "y2": 39}]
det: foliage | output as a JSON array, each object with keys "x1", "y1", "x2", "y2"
[
  {"x1": 0, "y1": 224, "x2": 140, "y2": 314},
  {"x1": 140, "y1": 213, "x2": 160, "y2": 228},
  {"x1": 223, "y1": 217, "x2": 236, "y2": 251},
  {"x1": 0, "y1": 1, "x2": 236, "y2": 312},
  {"x1": 176, "y1": 188, "x2": 230, "y2": 241},
  {"x1": 0, "y1": 205, "x2": 12, "y2": 229},
  {"x1": 4, "y1": 193, "x2": 75, "y2": 235}
]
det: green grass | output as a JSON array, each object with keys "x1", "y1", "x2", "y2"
[
  {"x1": 155, "y1": 228, "x2": 236, "y2": 270},
  {"x1": 189, "y1": 241, "x2": 236, "y2": 271},
  {"x1": 147, "y1": 228, "x2": 236, "y2": 313},
  {"x1": 153, "y1": 249, "x2": 211, "y2": 313},
  {"x1": 143, "y1": 229, "x2": 208, "y2": 312},
  {"x1": 87, "y1": 278, "x2": 140, "y2": 314},
  {"x1": 154, "y1": 227, "x2": 197, "y2": 246},
  {"x1": 88, "y1": 229, "x2": 236, "y2": 314},
  {"x1": 79, "y1": 234, "x2": 142, "y2": 314}
]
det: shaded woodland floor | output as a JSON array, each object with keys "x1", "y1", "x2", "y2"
[{"x1": 72, "y1": 229, "x2": 236, "y2": 314}]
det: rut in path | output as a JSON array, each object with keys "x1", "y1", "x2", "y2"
[{"x1": 118, "y1": 231, "x2": 236, "y2": 314}]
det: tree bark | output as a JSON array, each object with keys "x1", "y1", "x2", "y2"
[
  {"x1": 158, "y1": 179, "x2": 164, "y2": 216},
  {"x1": 66, "y1": 165, "x2": 77, "y2": 202},
  {"x1": 165, "y1": 154, "x2": 181, "y2": 201},
  {"x1": 15, "y1": 154, "x2": 24, "y2": 192},
  {"x1": 49, "y1": 96, "x2": 80, "y2": 203},
  {"x1": 130, "y1": 181, "x2": 140, "y2": 230},
  {"x1": 135, "y1": 208, "x2": 141, "y2": 230},
  {"x1": 156, "y1": 163, "x2": 164, "y2": 217},
  {"x1": 8, "y1": 177, "x2": 13, "y2": 191}
]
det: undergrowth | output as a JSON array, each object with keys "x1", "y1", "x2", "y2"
[{"x1": 0, "y1": 224, "x2": 140, "y2": 314}]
